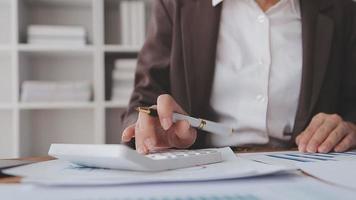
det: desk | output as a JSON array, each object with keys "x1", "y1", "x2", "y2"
[
  {"x1": 0, "y1": 157, "x2": 54, "y2": 184},
  {"x1": 1, "y1": 148, "x2": 355, "y2": 200},
  {"x1": 0, "y1": 147, "x2": 296, "y2": 184}
]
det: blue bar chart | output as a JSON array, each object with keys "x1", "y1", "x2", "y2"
[{"x1": 265, "y1": 151, "x2": 356, "y2": 163}]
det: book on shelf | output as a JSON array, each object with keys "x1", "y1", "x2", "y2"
[
  {"x1": 114, "y1": 59, "x2": 137, "y2": 70},
  {"x1": 28, "y1": 25, "x2": 86, "y2": 37},
  {"x1": 27, "y1": 25, "x2": 87, "y2": 46},
  {"x1": 120, "y1": 0, "x2": 146, "y2": 46},
  {"x1": 111, "y1": 59, "x2": 137, "y2": 103},
  {"x1": 111, "y1": 85, "x2": 135, "y2": 103},
  {"x1": 21, "y1": 81, "x2": 92, "y2": 103},
  {"x1": 27, "y1": 38, "x2": 86, "y2": 46}
]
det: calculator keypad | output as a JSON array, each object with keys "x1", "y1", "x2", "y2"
[{"x1": 146, "y1": 149, "x2": 219, "y2": 160}]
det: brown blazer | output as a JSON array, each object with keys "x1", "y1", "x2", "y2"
[{"x1": 122, "y1": 0, "x2": 356, "y2": 148}]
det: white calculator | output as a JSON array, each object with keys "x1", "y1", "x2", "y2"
[{"x1": 49, "y1": 144, "x2": 223, "y2": 171}]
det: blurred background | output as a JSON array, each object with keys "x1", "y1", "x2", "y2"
[{"x1": 0, "y1": 0, "x2": 150, "y2": 158}]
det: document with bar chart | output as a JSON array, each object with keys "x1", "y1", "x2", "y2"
[
  {"x1": 240, "y1": 150, "x2": 356, "y2": 190},
  {"x1": 239, "y1": 151, "x2": 356, "y2": 167}
]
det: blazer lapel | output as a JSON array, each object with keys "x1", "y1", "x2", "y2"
[
  {"x1": 309, "y1": 3, "x2": 335, "y2": 114},
  {"x1": 181, "y1": 0, "x2": 222, "y2": 117},
  {"x1": 293, "y1": 0, "x2": 335, "y2": 135}
]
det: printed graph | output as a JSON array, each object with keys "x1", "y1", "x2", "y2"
[{"x1": 266, "y1": 151, "x2": 356, "y2": 163}]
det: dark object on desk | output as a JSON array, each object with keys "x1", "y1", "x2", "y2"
[
  {"x1": 0, "y1": 157, "x2": 52, "y2": 183},
  {"x1": 0, "y1": 160, "x2": 34, "y2": 171},
  {"x1": 0, "y1": 160, "x2": 34, "y2": 178}
]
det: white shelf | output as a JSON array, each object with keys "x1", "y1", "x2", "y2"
[
  {"x1": 19, "y1": 109, "x2": 96, "y2": 157},
  {"x1": 0, "y1": 45, "x2": 12, "y2": 51},
  {"x1": 19, "y1": 102, "x2": 95, "y2": 110},
  {"x1": 105, "y1": 101, "x2": 129, "y2": 108},
  {"x1": 0, "y1": 51, "x2": 13, "y2": 103},
  {"x1": 18, "y1": 51, "x2": 94, "y2": 83},
  {"x1": 24, "y1": 0, "x2": 92, "y2": 7},
  {"x1": 0, "y1": 110, "x2": 16, "y2": 158},
  {"x1": 18, "y1": 0, "x2": 94, "y2": 44},
  {"x1": 104, "y1": 45, "x2": 141, "y2": 53},
  {"x1": 18, "y1": 44, "x2": 94, "y2": 54},
  {"x1": 0, "y1": 103, "x2": 14, "y2": 110},
  {"x1": 0, "y1": 0, "x2": 12, "y2": 45},
  {"x1": 0, "y1": 0, "x2": 149, "y2": 158}
]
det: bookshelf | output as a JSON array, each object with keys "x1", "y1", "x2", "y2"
[
  {"x1": 0, "y1": 0, "x2": 149, "y2": 158},
  {"x1": 0, "y1": 0, "x2": 12, "y2": 45}
]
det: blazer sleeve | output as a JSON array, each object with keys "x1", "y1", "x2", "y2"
[
  {"x1": 340, "y1": 1, "x2": 356, "y2": 122},
  {"x1": 121, "y1": 0, "x2": 174, "y2": 129}
]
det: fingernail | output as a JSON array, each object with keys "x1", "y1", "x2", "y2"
[
  {"x1": 334, "y1": 146, "x2": 343, "y2": 153},
  {"x1": 121, "y1": 137, "x2": 130, "y2": 142},
  {"x1": 137, "y1": 147, "x2": 145, "y2": 154},
  {"x1": 307, "y1": 146, "x2": 316, "y2": 153},
  {"x1": 161, "y1": 118, "x2": 172, "y2": 130},
  {"x1": 317, "y1": 145, "x2": 324, "y2": 152},
  {"x1": 121, "y1": 133, "x2": 128, "y2": 141},
  {"x1": 298, "y1": 144, "x2": 305, "y2": 152},
  {"x1": 144, "y1": 138, "x2": 155, "y2": 149}
]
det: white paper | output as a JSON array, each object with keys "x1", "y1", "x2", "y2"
[
  {"x1": 3, "y1": 148, "x2": 295, "y2": 186},
  {"x1": 240, "y1": 150, "x2": 356, "y2": 190},
  {"x1": 298, "y1": 160, "x2": 356, "y2": 190},
  {"x1": 1, "y1": 174, "x2": 355, "y2": 200}
]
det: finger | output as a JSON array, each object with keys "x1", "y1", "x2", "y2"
[
  {"x1": 334, "y1": 131, "x2": 356, "y2": 152},
  {"x1": 157, "y1": 94, "x2": 186, "y2": 130},
  {"x1": 167, "y1": 120, "x2": 197, "y2": 149},
  {"x1": 121, "y1": 124, "x2": 135, "y2": 143},
  {"x1": 318, "y1": 123, "x2": 348, "y2": 153},
  {"x1": 174, "y1": 120, "x2": 197, "y2": 142},
  {"x1": 295, "y1": 135, "x2": 301, "y2": 145},
  {"x1": 306, "y1": 117, "x2": 339, "y2": 153},
  {"x1": 298, "y1": 113, "x2": 326, "y2": 152},
  {"x1": 135, "y1": 112, "x2": 158, "y2": 154}
]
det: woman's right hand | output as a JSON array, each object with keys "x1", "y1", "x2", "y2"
[{"x1": 121, "y1": 94, "x2": 197, "y2": 154}]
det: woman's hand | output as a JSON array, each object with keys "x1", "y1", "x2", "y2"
[
  {"x1": 121, "y1": 94, "x2": 197, "y2": 154},
  {"x1": 296, "y1": 113, "x2": 356, "y2": 153}
]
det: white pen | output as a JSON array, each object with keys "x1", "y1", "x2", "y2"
[{"x1": 136, "y1": 107, "x2": 234, "y2": 136}]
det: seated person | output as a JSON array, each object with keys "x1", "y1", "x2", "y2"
[{"x1": 121, "y1": 0, "x2": 356, "y2": 154}]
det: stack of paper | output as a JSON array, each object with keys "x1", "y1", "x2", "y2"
[
  {"x1": 27, "y1": 25, "x2": 87, "y2": 46},
  {"x1": 111, "y1": 59, "x2": 136, "y2": 103},
  {"x1": 21, "y1": 81, "x2": 92, "y2": 103},
  {"x1": 1, "y1": 175, "x2": 356, "y2": 200},
  {"x1": 3, "y1": 147, "x2": 296, "y2": 186},
  {"x1": 120, "y1": 0, "x2": 146, "y2": 46}
]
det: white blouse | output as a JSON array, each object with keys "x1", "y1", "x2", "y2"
[{"x1": 209, "y1": 0, "x2": 303, "y2": 147}]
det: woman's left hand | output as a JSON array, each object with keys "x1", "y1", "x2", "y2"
[{"x1": 296, "y1": 113, "x2": 356, "y2": 153}]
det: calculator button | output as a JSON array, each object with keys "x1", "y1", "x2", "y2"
[{"x1": 146, "y1": 149, "x2": 220, "y2": 161}]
